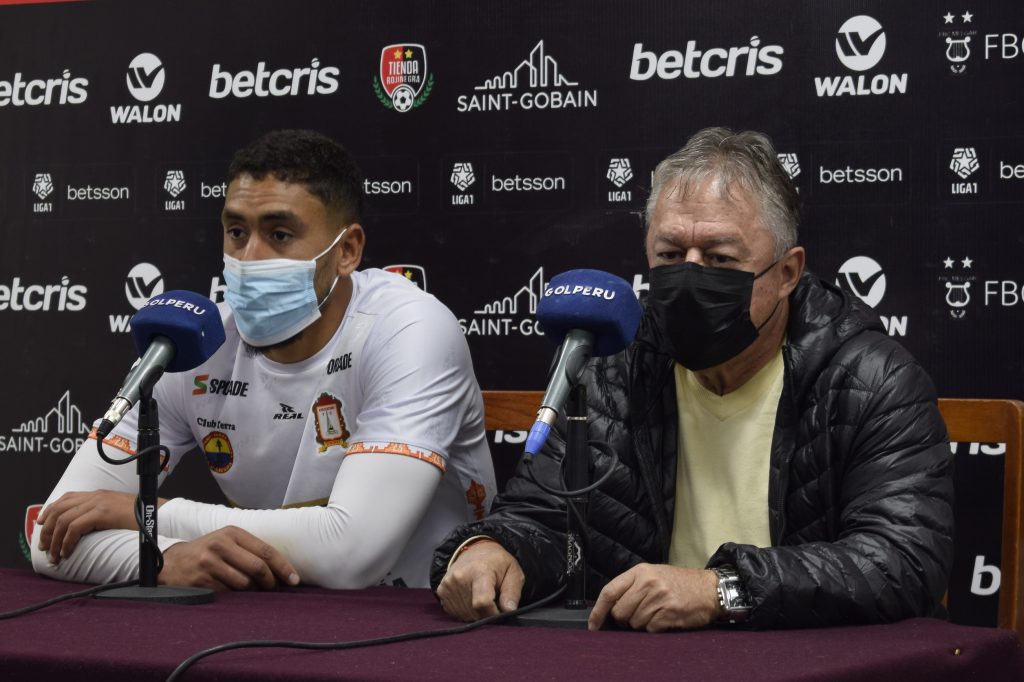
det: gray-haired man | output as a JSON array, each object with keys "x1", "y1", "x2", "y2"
[{"x1": 431, "y1": 127, "x2": 954, "y2": 631}]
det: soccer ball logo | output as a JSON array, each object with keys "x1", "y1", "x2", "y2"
[
  {"x1": 391, "y1": 85, "x2": 415, "y2": 112},
  {"x1": 949, "y1": 148, "x2": 979, "y2": 179},
  {"x1": 164, "y1": 170, "x2": 187, "y2": 198},
  {"x1": 450, "y1": 163, "x2": 476, "y2": 192},
  {"x1": 606, "y1": 158, "x2": 634, "y2": 188},
  {"x1": 32, "y1": 173, "x2": 54, "y2": 200},
  {"x1": 777, "y1": 153, "x2": 801, "y2": 179}
]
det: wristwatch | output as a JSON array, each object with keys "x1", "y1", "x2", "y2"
[{"x1": 711, "y1": 565, "x2": 752, "y2": 624}]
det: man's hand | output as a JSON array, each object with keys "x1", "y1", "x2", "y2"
[
  {"x1": 436, "y1": 539, "x2": 525, "y2": 621},
  {"x1": 588, "y1": 564, "x2": 720, "y2": 632},
  {"x1": 37, "y1": 490, "x2": 140, "y2": 564},
  {"x1": 159, "y1": 526, "x2": 300, "y2": 591}
]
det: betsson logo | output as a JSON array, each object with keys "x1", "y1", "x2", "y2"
[
  {"x1": 630, "y1": 36, "x2": 783, "y2": 80},
  {"x1": 0, "y1": 69, "x2": 88, "y2": 107},
  {"x1": 209, "y1": 59, "x2": 339, "y2": 99}
]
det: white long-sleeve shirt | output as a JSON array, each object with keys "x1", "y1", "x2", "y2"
[{"x1": 32, "y1": 268, "x2": 496, "y2": 588}]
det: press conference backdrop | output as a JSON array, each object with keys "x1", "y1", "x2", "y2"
[{"x1": 0, "y1": 0, "x2": 1020, "y2": 626}]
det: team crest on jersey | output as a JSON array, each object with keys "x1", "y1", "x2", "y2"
[
  {"x1": 383, "y1": 264, "x2": 427, "y2": 291},
  {"x1": 465, "y1": 480, "x2": 486, "y2": 520},
  {"x1": 313, "y1": 392, "x2": 350, "y2": 452},
  {"x1": 373, "y1": 44, "x2": 433, "y2": 112},
  {"x1": 202, "y1": 430, "x2": 234, "y2": 474}
]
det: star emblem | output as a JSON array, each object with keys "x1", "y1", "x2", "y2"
[
  {"x1": 943, "y1": 257, "x2": 955, "y2": 269},
  {"x1": 961, "y1": 256, "x2": 973, "y2": 268},
  {"x1": 962, "y1": 11, "x2": 973, "y2": 23},
  {"x1": 405, "y1": 49, "x2": 413, "y2": 59},
  {"x1": 944, "y1": 12, "x2": 954, "y2": 24},
  {"x1": 393, "y1": 49, "x2": 402, "y2": 59}
]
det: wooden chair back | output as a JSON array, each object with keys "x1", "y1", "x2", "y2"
[{"x1": 938, "y1": 398, "x2": 1024, "y2": 638}]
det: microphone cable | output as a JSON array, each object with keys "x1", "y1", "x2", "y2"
[
  {"x1": 0, "y1": 579, "x2": 140, "y2": 620},
  {"x1": 165, "y1": 584, "x2": 568, "y2": 682},
  {"x1": 2, "y1": 438, "x2": 167, "y2": 621},
  {"x1": 96, "y1": 437, "x2": 168, "y2": 573}
]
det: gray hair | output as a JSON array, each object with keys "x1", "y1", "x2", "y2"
[{"x1": 645, "y1": 127, "x2": 800, "y2": 259}]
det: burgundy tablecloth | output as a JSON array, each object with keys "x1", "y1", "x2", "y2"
[{"x1": 1, "y1": 568, "x2": 1021, "y2": 681}]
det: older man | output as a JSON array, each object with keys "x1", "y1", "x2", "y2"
[
  {"x1": 33, "y1": 130, "x2": 495, "y2": 590},
  {"x1": 432, "y1": 127, "x2": 953, "y2": 630}
]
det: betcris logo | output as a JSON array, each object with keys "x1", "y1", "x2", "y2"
[
  {"x1": 0, "y1": 276, "x2": 87, "y2": 312},
  {"x1": 0, "y1": 69, "x2": 88, "y2": 107},
  {"x1": 630, "y1": 36, "x2": 783, "y2": 80},
  {"x1": 209, "y1": 58, "x2": 339, "y2": 99}
]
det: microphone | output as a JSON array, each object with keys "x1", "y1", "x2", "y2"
[
  {"x1": 524, "y1": 270, "x2": 642, "y2": 456},
  {"x1": 95, "y1": 290, "x2": 226, "y2": 439}
]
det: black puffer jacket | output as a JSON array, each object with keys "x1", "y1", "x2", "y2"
[{"x1": 432, "y1": 272, "x2": 954, "y2": 628}]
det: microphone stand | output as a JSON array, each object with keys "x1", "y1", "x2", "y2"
[
  {"x1": 96, "y1": 387, "x2": 213, "y2": 605},
  {"x1": 516, "y1": 383, "x2": 593, "y2": 628}
]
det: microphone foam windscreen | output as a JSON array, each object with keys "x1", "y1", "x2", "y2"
[
  {"x1": 131, "y1": 290, "x2": 227, "y2": 372},
  {"x1": 537, "y1": 269, "x2": 642, "y2": 356}
]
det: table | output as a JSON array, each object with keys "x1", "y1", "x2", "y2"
[{"x1": 1, "y1": 568, "x2": 1022, "y2": 681}]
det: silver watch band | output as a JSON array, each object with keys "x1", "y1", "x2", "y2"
[{"x1": 711, "y1": 565, "x2": 752, "y2": 624}]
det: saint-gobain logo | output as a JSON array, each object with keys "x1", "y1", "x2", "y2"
[
  {"x1": 126, "y1": 53, "x2": 165, "y2": 102},
  {"x1": 836, "y1": 255, "x2": 886, "y2": 308},
  {"x1": 125, "y1": 262, "x2": 165, "y2": 310},
  {"x1": 836, "y1": 16, "x2": 887, "y2": 72}
]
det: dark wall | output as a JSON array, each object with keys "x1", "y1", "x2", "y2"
[{"x1": 0, "y1": 0, "x2": 1020, "y2": 626}]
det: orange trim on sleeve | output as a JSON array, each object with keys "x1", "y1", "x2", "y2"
[
  {"x1": 345, "y1": 441, "x2": 446, "y2": 473},
  {"x1": 88, "y1": 427, "x2": 136, "y2": 455}
]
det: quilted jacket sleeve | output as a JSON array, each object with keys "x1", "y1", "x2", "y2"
[
  {"x1": 430, "y1": 415, "x2": 573, "y2": 602},
  {"x1": 710, "y1": 337, "x2": 955, "y2": 628}
]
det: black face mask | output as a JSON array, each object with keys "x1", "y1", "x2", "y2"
[{"x1": 647, "y1": 261, "x2": 780, "y2": 371}]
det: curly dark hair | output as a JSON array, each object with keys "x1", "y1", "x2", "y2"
[{"x1": 227, "y1": 129, "x2": 364, "y2": 221}]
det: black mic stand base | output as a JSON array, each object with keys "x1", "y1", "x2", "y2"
[
  {"x1": 95, "y1": 585, "x2": 214, "y2": 605},
  {"x1": 514, "y1": 603, "x2": 593, "y2": 629}
]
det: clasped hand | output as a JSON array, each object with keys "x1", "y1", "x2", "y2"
[{"x1": 37, "y1": 490, "x2": 299, "y2": 591}]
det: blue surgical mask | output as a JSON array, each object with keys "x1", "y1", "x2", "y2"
[{"x1": 223, "y1": 228, "x2": 347, "y2": 347}]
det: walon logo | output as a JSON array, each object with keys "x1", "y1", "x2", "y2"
[
  {"x1": 815, "y1": 15, "x2": 908, "y2": 96},
  {"x1": 111, "y1": 53, "x2": 181, "y2": 123},
  {"x1": 109, "y1": 262, "x2": 165, "y2": 333},
  {"x1": 126, "y1": 53, "x2": 165, "y2": 101},
  {"x1": 836, "y1": 256, "x2": 908, "y2": 336}
]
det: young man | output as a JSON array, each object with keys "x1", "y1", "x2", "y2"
[{"x1": 34, "y1": 130, "x2": 495, "y2": 590}]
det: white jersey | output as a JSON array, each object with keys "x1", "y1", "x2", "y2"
[{"x1": 34, "y1": 268, "x2": 495, "y2": 588}]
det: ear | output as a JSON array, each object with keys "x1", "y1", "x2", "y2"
[
  {"x1": 776, "y1": 246, "x2": 805, "y2": 298},
  {"x1": 334, "y1": 224, "x2": 365, "y2": 276}
]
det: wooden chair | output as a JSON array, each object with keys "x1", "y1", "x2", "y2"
[
  {"x1": 481, "y1": 391, "x2": 1024, "y2": 637},
  {"x1": 938, "y1": 398, "x2": 1024, "y2": 638}
]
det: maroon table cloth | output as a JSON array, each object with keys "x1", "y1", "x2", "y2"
[{"x1": 1, "y1": 567, "x2": 1022, "y2": 681}]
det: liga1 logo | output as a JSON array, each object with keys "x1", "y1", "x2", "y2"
[{"x1": 373, "y1": 44, "x2": 434, "y2": 112}]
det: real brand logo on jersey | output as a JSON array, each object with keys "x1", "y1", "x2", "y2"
[
  {"x1": 202, "y1": 431, "x2": 234, "y2": 474},
  {"x1": 312, "y1": 392, "x2": 349, "y2": 452},
  {"x1": 273, "y1": 403, "x2": 303, "y2": 420}
]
